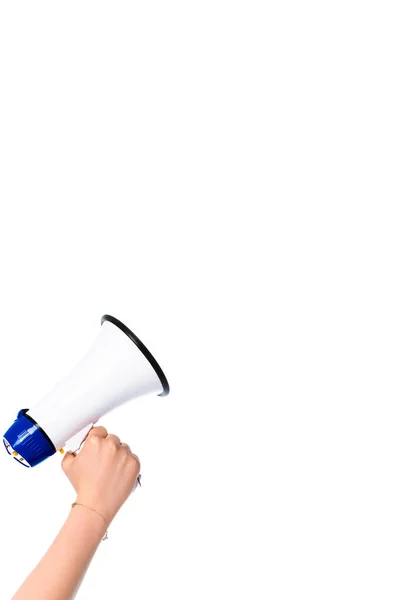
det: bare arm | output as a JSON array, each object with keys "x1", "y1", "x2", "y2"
[
  {"x1": 12, "y1": 506, "x2": 106, "y2": 600},
  {"x1": 12, "y1": 426, "x2": 140, "y2": 600}
]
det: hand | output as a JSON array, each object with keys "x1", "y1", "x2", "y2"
[{"x1": 61, "y1": 426, "x2": 140, "y2": 524}]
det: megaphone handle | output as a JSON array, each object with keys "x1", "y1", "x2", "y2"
[{"x1": 63, "y1": 423, "x2": 95, "y2": 455}]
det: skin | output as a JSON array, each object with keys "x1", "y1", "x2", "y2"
[{"x1": 12, "y1": 426, "x2": 141, "y2": 600}]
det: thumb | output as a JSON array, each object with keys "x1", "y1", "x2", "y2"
[{"x1": 61, "y1": 450, "x2": 76, "y2": 474}]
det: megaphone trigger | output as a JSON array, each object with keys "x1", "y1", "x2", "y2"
[{"x1": 132, "y1": 473, "x2": 142, "y2": 493}]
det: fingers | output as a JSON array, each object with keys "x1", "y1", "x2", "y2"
[
  {"x1": 61, "y1": 450, "x2": 76, "y2": 473},
  {"x1": 131, "y1": 453, "x2": 141, "y2": 471},
  {"x1": 83, "y1": 426, "x2": 134, "y2": 457},
  {"x1": 88, "y1": 426, "x2": 108, "y2": 439},
  {"x1": 107, "y1": 433, "x2": 121, "y2": 446},
  {"x1": 121, "y1": 443, "x2": 141, "y2": 469},
  {"x1": 121, "y1": 442, "x2": 139, "y2": 461}
]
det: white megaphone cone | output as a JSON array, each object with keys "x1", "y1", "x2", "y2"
[{"x1": 3, "y1": 315, "x2": 169, "y2": 467}]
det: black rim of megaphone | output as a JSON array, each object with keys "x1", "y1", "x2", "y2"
[{"x1": 100, "y1": 315, "x2": 170, "y2": 397}]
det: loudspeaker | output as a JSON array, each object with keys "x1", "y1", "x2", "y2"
[{"x1": 3, "y1": 315, "x2": 169, "y2": 467}]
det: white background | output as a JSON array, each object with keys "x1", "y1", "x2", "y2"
[{"x1": 0, "y1": 2, "x2": 399, "y2": 598}]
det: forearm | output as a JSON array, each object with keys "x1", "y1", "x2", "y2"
[{"x1": 12, "y1": 505, "x2": 107, "y2": 600}]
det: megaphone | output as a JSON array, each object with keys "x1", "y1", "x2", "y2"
[{"x1": 3, "y1": 315, "x2": 170, "y2": 468}]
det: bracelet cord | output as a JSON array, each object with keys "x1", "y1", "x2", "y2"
[{"x1": 71, "y1": 501, "x2": 109, "y2": 541}]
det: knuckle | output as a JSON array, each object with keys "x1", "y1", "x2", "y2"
[
  {"x1": 106, "y1": 438, "x2": 118, "y2": 451},
  {"x1": 93, "y1": 426, "x2": 108, "y2": 436},
  {"x1": 89, "y1": 434, "x2": 101, "y2": 445},
  {"x1": 88, "y1": 428, "x2": 104, "y2": 440}
]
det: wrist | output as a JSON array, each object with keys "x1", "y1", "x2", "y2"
[
  {"x1": 75, "y1": 495, "x2": 119, "y2": 525},
  {"x1": 70, "y1": 501, "x2": 109, "y2": 540}
]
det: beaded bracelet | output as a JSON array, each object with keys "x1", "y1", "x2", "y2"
[{"x1": 71, "y1": 502, "x2": 109, "y2": 541}]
